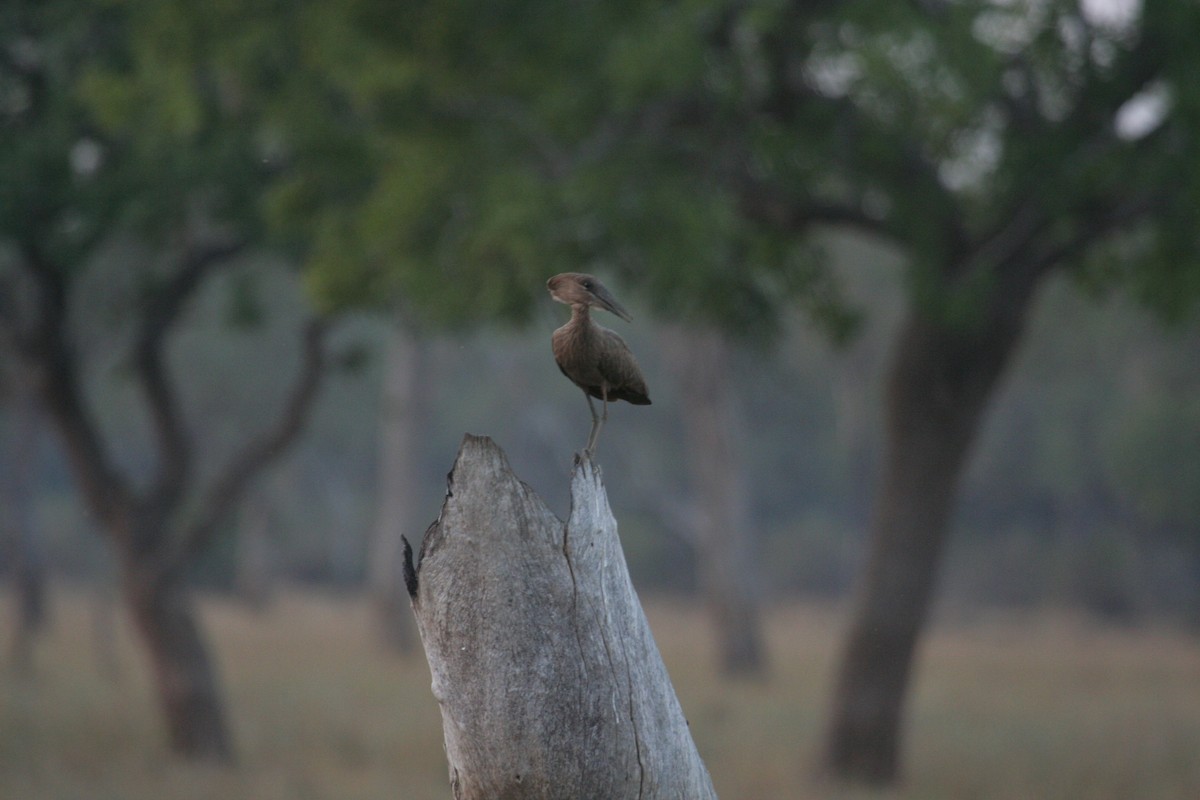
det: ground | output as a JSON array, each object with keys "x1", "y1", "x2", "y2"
[{"x1": 3, "y1": 589, "x2": 1199, "y2": 800}]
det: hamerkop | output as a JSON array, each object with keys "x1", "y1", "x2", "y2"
[{"x1": 548, "y1": 273, "x2": 650, "y2": 454}]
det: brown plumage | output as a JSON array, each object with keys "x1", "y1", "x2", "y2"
[{"x1": 548, "y1": 273, "x2": 650, "y2": 454}]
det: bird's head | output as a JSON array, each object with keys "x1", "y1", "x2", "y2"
[{"x1": 547, "y1": 273, "x2": 633, "y2": 322}]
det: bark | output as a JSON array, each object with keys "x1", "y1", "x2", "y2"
[
  {"x1": 823, "y1": 302, "x2": 1036, "y2": 785},
  {"x1": 405, "y1": 435, "x2": 717, "y2": 800},
  {"x1": 368, "y1": 324, "x2": 425, "y2": 653},
  {"x1": 91, "y1": 571, "x2": 122, "y2": 680},
  {"x1": 663, "y1": 326, "x2": 766, "y2": 677},
  {"x1": 816, "y1": 172, "x2": 1161, "y2": 785},
  {"x1": 3, "y1": 382, "x2": 48, "y2": 671},
  {"x1": 123, "y1": 559, "x2": 232, "y2": 761},
  {"x1": 235, "y1": 487, "x2": 275, "y2": 609}
]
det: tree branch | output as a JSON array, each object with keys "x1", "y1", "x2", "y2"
[
  {"x1": 736, "y1": 174, "x2": 900, "y2": 243},
  {"x1": 964, "y1": 196, "x2": 1051, "y2": 279},
  {"x1": 0, "y1": 270, "x2": 25, "y2": 352},
  {"x1": 16, "y1": 243, "x2": 130, "y2": 531},
  {"x1": 135, "y1": 237, "x2": 247, "y2": 514},
  {"x1": 758, "y1": 51, "x2": 970, "y2": 255},
  {"x1": 968, "y1": 190, "x2": 1163, "y2": 341},
  {"x1": 972, "y1": 63, "x2": 1176, "y2": 291},
  {"x1": 161, "y1": 316, "x2": 330, "y2": 578},
  {"x1": 1026, "y1": 192, "x2": 1162, "y2": 279}
]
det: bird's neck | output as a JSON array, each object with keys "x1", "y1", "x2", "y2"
[{"x1": 568, "y1": 304, "x2": 593, "y2": 328}]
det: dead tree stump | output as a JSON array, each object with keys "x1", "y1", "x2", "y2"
[{"x1": 404, "y1": 434, "x2": 717, "y2": 799}]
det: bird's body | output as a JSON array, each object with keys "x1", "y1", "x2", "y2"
[
  {"x1": 551, "y1": 311, "x2": 650, "y2": 406},
  {"x1": 548, "y1": 273, "x2": 650, "y2": 454}
]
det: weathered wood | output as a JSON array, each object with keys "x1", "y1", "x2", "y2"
[{"x1": 406, "y1": 435, "x2": 716, "y2": 800}]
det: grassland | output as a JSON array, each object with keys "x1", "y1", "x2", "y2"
[{"x1": 3, "y1": 589, "x2": 1199, "y2": 800}]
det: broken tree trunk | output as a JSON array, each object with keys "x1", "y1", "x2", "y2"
[{"x1": 404, "y1": 435, "x2": 717, "y2": 800}]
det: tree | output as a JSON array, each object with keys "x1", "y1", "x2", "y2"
[
  {"x1": 0, "y1": 3, "x2": 331, "y2": 759},
  {"x1": 368, "y1": 320, "x2": 426, "y2": 653},
  {"x1": 789, "y1": 3, "x2": 1200, "y2": 783},
  {"x1": 1, "y1": 372, "x2": 48, "y2": 671},
  {"x1": 306, "y1": 0, "x2": 1200, "y2": 784},
  {"x1": 661, "y1": 324, "x2": 766, "y2": 676}
]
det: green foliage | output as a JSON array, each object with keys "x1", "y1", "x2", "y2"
[
  {"x1": 0, "y1": 1, "x2": 262, "y2": 272},
  {"x1": 9, "y1": 0, "x2": 1200, "y2": 336},
  {"x1": 235, "y1": 0, "x2": 861, "y2": 335},
  {"x1": 286, "y1": 0, "x2": 1200, "y2": 336}
]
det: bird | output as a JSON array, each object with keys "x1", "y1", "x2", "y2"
[{"x1": 547, "y1": 273, "x2": 650, "y2": 455}]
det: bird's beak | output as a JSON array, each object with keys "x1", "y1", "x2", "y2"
[{"x1": 592, "y1": 284, "x2": 633, "y2": 322}]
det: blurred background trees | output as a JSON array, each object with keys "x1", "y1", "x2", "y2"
[
  {"x1": 0, "y1": 1, "x2": 333, "y2": 760},
  {"x1": 3, "y1": 0, "x2": 1199, "y2": 790}
]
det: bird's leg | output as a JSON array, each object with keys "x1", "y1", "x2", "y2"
[
  {"x1": 586, "y1": 385, "x2": 610, "y2": 456},
  {"x1": 584, "y1": 391, "x2": 602, "y2": 455}
]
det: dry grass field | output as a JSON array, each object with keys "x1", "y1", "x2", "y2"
[{"x1": 3, "y1": 589, "x2": 1199, "y2": 800}]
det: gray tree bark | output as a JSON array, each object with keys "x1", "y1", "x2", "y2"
[{"x1": 405, "y1": 435, "x2": 717, "y2": 800}]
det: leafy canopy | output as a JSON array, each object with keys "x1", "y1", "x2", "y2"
[{"x1": 8, "y1": 1, "x2": 1200, "y2": 337}]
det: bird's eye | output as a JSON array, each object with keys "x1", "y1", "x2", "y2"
[{"x1": 582, "y1": 280, "x2": 593, "y2": 291}]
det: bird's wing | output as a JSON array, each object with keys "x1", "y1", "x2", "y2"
[{"x1": 597, "y1": 328, "x2": 650, "y2": 403}]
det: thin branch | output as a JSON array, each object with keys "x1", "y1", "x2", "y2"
[
  {"x1": 761, "y1": 61, "x2": 970, "y2": 254},
  {"x1": 963, "y1": 128, "x2": 1119, "y2": 281},
  {"x1": 135, "y1": 236, "x2": 247, "y2": 513},
  {"x1": 161, "y1": 317, "x2": 330, "y2": 579},
  {"x1": 971, "y1": 65, "x2": 1176, "y2": 286},
  {"x1": 972, "y1": 190, "x2": 1163, "y2": 338},
  {"x1": 1025, "y1": 192, "x2": 1162, "y2": 279},
  {"x1": 0, "y1": 271, "x2": 24, "y2": 352},
  {"x1": 736, "y1": 174, "x2": 899, "y2": 243},
  {"x1": 964, "y1": 196, "x2": 1051, "y2": 279},
  {"x1": 906, "y1": 0, "x2": 950, "y2": 17}
]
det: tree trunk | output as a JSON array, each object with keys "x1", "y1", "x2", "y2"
[
  {"x1": 3, "y1": 382, "x2": 49, "y2": 672},
  {"x1": 405, "y1": 435, "x2": 717, "y2": 799},
  {"x1": 822, "y1": 305, "x2": 1034, "y2": 785},
  {"x1": 663, "y1": 326, "x2": 767, "y2": 677},
  {"x1": 369, "y1": 324, "x2": 425, "y2": 653},
  {"x1": 235, "y1": 486, "x2": 275, "y2": 609},
  {"x1": 9, "y1": 242, "x2": 326, "y2": 762},
  {"x1": 123, "y1": 559, "x2": 233, "y2": 762},
  {"x1": 92, "y1": 570, "x2": 122, "y2": 680}
]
